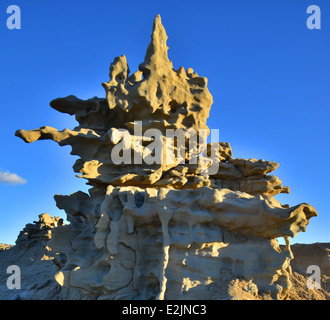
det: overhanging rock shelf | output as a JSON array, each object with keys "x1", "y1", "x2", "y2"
[{"x1": 16, "y1": 15, "x2": 317, "y2": 300}]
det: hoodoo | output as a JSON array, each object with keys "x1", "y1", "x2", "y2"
[{"x1": 16, "y1": 15, "x2": 317, "y2": 300}]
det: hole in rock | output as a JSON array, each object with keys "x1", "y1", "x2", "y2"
[{"x1": 134, "y1": 191, "x2": 145, "y2": 208}]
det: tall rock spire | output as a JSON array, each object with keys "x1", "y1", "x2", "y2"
[
  {"x1": 139, "y1": 14, "x2": 173, "y2": 76},
  {"x1": 15, "y1": 15, "x2": 318, "y2": 301}
]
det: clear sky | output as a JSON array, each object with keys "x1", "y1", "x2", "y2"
[{"x1": 0, "y1": 0, "x2": 329, "y2": 245}]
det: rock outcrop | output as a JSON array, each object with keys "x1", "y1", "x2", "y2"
[
  {"x1": 15, "y1": 15, "x2": 318, "y2": 300},
  {"x1": 1, "y1": 227, "x2": 328, "y2": 300},
  {"x1": 284, "y1": 243, "x2": 330, "y2": 300},
  {"x1": 0, "y1": 214, "x2": 64, "y2": 300}
]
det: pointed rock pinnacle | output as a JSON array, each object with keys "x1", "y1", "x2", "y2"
[{"x1": 139, "y1": 14, "x2": 172, "y2": 76}]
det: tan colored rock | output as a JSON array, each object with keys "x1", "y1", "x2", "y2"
[
  {"x1": 102, "y1": 15, "x2": 213, "y2": 135},
  {"x1": 283, "y1": 243, "x2": 330, "y2": 300},
  {"x1": 15, "y1": 14, "x2": 318, "y2": 300},
  {"x1": 207, "y1": 142, "x2": 232, "y2": 162},
  {"x1": 15, "y1": 213, "x2": 64, "y2": 247},
  {"x1": 0, "y1": 214, "x2": 77, "y2": 300},
  {"x1": 229, "y1": 158, "x2": 279, "y2": 176},
  {"x1": 15, "y1": 16, "x2": 214, "y2": 189},
  {"x1": 289, "y1": 243, "x2": 330, "y2": 277}
]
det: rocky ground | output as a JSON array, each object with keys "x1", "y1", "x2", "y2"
[
  {"x1": 285, "y1": 243, "x2": 330, "y2": 300},
  {"x1": 0, "y1": 214, "x2": 329, "y2": 300},
  {"x1": 0, "y1": 214, "x2": 63, "y2": 299}
]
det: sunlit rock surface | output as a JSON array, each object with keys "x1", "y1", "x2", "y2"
[{"x1": 15, "y1": 15, "x2": 317, "y2": 300}]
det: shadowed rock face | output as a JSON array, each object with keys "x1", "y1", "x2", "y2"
[
  {"x1": 0, "y1": 214, "x2": 64, "y2": 300},
  {"x1": 16, "y1": 15, "x2": 317, "y2": 300}
]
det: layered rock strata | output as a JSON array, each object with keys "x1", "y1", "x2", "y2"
[
  {"x1": 16, "y1": 15, "x2": 317, "y2": 300},
  {"x1": 0, "y1": 214, "x2": 65, "y2": 300}
]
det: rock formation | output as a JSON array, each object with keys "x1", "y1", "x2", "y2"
[
  {"x1": 0, "y1": 214, "x2": 65, "y2": 300},
  {"x1": 15, "y1": 15, "x2": 318, "y2": 300},
  {"x1": 284, "y1": 243, "x2": 330, "y2": 300},
  {"x1": 1, "y1": 218, "x2": 328, "y2": 300}
]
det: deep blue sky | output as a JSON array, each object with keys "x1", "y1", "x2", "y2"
[{"x1": 0, "y1": 0, "x2": 329, "y2": 245}]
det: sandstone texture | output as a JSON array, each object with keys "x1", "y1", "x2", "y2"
[
  {"x1": 285, "y1": 243, "x2": 330, "y2": 300},
  {"x1": 12, "y1": 15, "x2": 320, "y2": 300},
  {"x1": 1, "y1": 222, "x2": 328, "y2": 300},
  {"x1": 0, "y1": 214, "x2": 65, "y2": 300}
]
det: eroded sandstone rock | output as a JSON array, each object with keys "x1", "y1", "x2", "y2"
[
  {"x1": 15, "y1": 14, "x2": 317, "y2": 300},
  {"x1": 0, "y1": 214, "x2": 67, "y2": 300}
]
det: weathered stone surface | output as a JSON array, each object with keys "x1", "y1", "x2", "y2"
[
  {"x1": 48, "y1": 187, "x2": 316, "y2": 299},
  {"x1": 229, "y1": 158, "x2": 279, "y2": 176},
  {"x1": 14, "y1": 14, "x2": 318, "y2": 300},
  {"x1": 0, "y1": 214, "x2": 81, "y2": 300},
  {"x1": 15, "y1": 213, "x2": 63, "y2": 247},
  {"x1": 103, "y1": 15, "x2": 213, "y2": 135},
  {"x1": 284, "y1": 243, "x2": 330, "y2": 300},
  {"x1": 2, "y1": 227, "x2": 327, "y2": 300}
]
